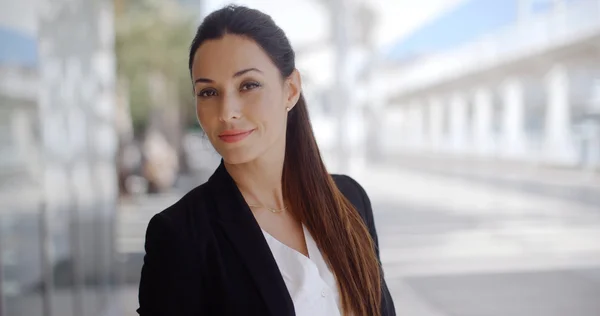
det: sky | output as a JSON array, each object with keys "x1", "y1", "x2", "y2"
[
  {"x1": 370, "y1": 0, "x2": 469, "y2": 50},
  {"x1": 202, "y1": 0, "x2": 469, "y2": 51},
  {"x1": 385, "y1": 0, "x2": 518, "y2": 60},
  {"x1": 0, "y1": 0, "x2": 38, "y2": 66}
]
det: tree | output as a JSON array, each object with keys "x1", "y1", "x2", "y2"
[
  {"x1": 114, "y1": 0, "x2": 198, "y2": 137},
  {"x1": 114, "y1": 0, "x2": 199, "y2": 192}
]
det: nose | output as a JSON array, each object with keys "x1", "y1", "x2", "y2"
[{"x1": 219, "y1": 93, "x2": 242, "y2": 122}]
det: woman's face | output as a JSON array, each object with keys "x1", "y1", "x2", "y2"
[{"x1": 191, "y1": 34, "x2": 301, "y2": 165}]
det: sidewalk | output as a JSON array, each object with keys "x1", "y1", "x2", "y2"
[
  {"x1": 383, "y1": 152, "x2": 599, "y2": 185},
  {"x1": 350, "y1": 162, "x2": 600, "y2": 315},
  {"x1": 379, "y1": 153, "x2": 600, "y2": 208}
]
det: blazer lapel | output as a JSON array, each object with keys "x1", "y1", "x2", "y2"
[{"x1": 208, "y1": 161, "x2": 295, "y2": 316}]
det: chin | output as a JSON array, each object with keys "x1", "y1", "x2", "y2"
[{"x1": 218, "y1": 147, "x2": 258, "y2": 165}]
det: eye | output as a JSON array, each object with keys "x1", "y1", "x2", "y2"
[
  {"x1": 197, "y1": 88, "x2": 217, "y2": 98},
  {"x1": 241, "y1": 81, "x2": 261, "y2": 91}
]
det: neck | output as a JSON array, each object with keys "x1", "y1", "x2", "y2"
[{"x1": 225, "y1": 145, "x2": 286, "y2": 209}]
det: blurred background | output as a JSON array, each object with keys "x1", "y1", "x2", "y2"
[{"x1": 1, "y1": 0, "x2": 600, "y2": 315}]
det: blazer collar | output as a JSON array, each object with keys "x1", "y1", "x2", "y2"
[{"x1": 207, "y1": 160, "x2": 295, "y2": 316}]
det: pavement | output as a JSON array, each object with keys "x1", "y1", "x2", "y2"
[
  {"x1": 352, "y1": 157, "x2": 600, "y2": 316},
  {"x1": 380, "y1": 153, "x2": 600, "y2": 208},
  {"x1": 115, "y1": 157, "x2": 600, "y2": 316}
]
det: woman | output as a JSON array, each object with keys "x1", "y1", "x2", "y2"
[{"x1": 138, "y1": 5, "x2": 396, "y2": 316}]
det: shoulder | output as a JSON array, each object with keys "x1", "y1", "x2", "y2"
[
  {"x1": 162, "y1": 182, "x2": 212, "y2": 218},
  {"x1": 331, "y1": 174, "x2": 367, "y2": 196},
  {"x1": 145, "y1": 182, "x2": 214, "y2": 243},
  {"x1": 331, "y1": 174, "x2": 372, "y2": 219}
]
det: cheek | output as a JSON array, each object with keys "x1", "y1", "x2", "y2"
[
  {"x1": 195, "y1": 102, "x2": 217, "y2": 133},
  {"x1": 245, "y1": 89, "x2": 284, "y2": 124}
]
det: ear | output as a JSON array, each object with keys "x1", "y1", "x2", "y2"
[{"x1": 284, "y1": 69, "x2": 302, "y2": 111}]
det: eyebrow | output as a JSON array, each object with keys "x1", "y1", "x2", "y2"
[{"x1": 194, "y1": 67, "x2": 263, "y2": 84}]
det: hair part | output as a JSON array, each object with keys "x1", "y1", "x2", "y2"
[{"x1": 189, "y1": 5, "x2": 382, "y2": 315}]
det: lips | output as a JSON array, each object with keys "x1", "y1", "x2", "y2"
[{"x1": 218, "y1": 129, "x2": 255, "y2": 143}]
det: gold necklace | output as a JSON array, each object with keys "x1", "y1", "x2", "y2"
[{"x1": 247, "y1": 203, "x2": 287, "y2": 214}]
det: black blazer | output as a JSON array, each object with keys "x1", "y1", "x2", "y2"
[{"x1": 137, "y1": 161, "x2": 396, "y2": 316}]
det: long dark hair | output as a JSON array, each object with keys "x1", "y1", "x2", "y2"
[{"x1": 188, "y1": 5, "x2": 381, "y2": 315}]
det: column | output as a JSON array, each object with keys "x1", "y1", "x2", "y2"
[
  {"x1": 347, "y1": 102, "x2": 366, "y2": 174},
  {"x1": 408, "y1": 100, "x2": 425, "y2": 150},
  {"x1": 501, "y1": 77, "x2": 526, "y2": 159},
  {"x1": 399, "y1": 105, "x2": 411, "y2": 150},
  {"x1": 589, "y1": 80, "x2": 600, "y2": 168},
  {"x1": 449, "y1": 93, "x2": 468, "y2": 154},
  {"x1": 473, "y1": 87, "x2": 494, "y2": 156},
  {"x1": 544, "y1": 64, "x2": 574, "y2": 164},
  {"x1": 382, "y1": 105, "x2": 407, "y2": 153},
  {"x1": 428, "y1": 97, "x2": 443, "y2": 152},
  {"x1": 402, "y1": 104, "x2": 415, "y2": 149},
  {"x1": 331, "y1": 0, "x2": 354, "y2": 173},
  {"x1": 364, "y1": 99, "x2": 386, "y2": 162},
  {"x1": 38, "y1": 0, "x2": 118, "y2": 315}
]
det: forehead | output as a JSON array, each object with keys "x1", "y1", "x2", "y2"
[{"x1": 191, "y1": 34, "x2": 277, "y2": 80}]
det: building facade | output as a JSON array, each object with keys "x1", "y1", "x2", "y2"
[
  {"x1": 376, "y1": 0, "x2": 600, "y2": 169},
  {"x1": 0, "y1": 0, "x2": 120, "y2": 315}
]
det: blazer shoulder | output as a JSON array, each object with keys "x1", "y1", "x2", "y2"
[
  {"x1": 331, "y1": 174, "x2": 371, "y2": 217},
  {"x1": 331, "y1": 173, "x2": 364, "y2": 192},
  {"x1": 150, "y1": 182, "x2": 214, "y2": 241},
  {"x1": 159, "y1": 182, "x2": 210, "y2": 215}
]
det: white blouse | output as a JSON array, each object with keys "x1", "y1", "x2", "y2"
[{"x1": 262, "y1": 225, "x2": 343, "y2": 316}]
